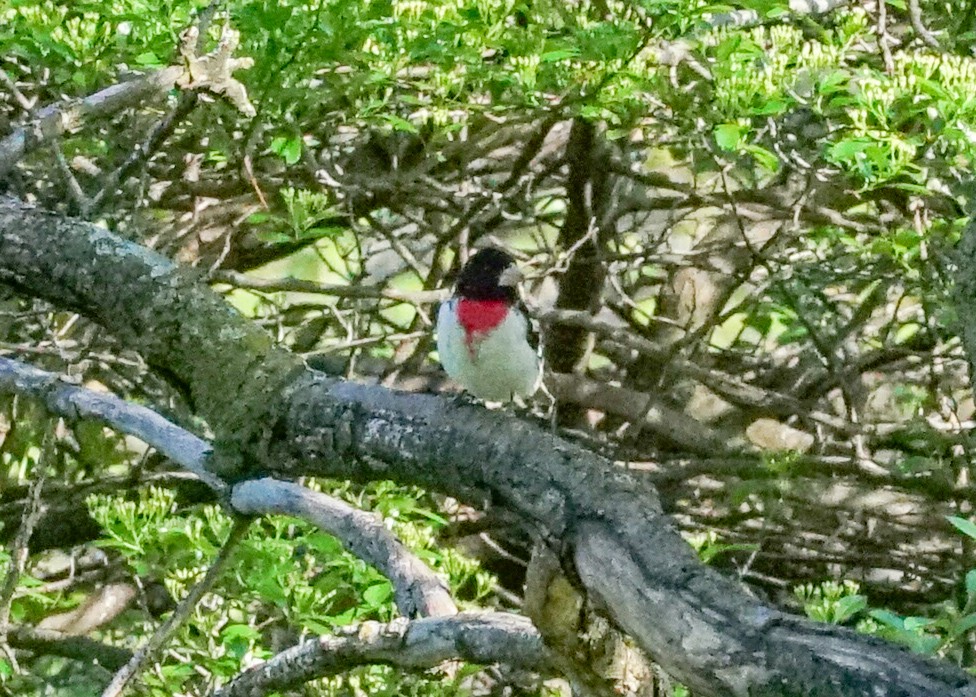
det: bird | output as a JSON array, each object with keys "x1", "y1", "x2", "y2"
[{"x1": 436, "y1": 248, "x2": 541, "y2": 402}]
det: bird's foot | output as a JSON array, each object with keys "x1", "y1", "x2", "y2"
[{"x1": 452, "y1": 390, "x2": 481, "y2": 407}]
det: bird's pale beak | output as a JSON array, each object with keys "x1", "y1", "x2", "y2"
[{"x1": 498, "y1": 264, "x2": 524, "y2": 287}]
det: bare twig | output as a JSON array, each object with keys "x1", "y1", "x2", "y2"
[
  {"x1": 907, "y1": 0, "x2": 941, "y2": 49},
  {"x1": 7, "y1": 625, "x2": 132, "y2": 671},
  {"x1": 312, "y1": 330, "x2": 428, "y2": 353},
  {"x1": 876, "y1": 0, "x2": 895, "y2": 74},
  {"x1": 100, "y1": 516, "x2": 251, "y2": 697},
  {"x1": 0, "y1": 66, "x2": 184, "y2": 178},
  {"x1": 547, "y1": 372, "x2": 740, "y2": 455},
  {"x1": 0, "y1": 438, "x2": 47, "y2": 672},
  {"x1": 0, "y1": 453, "x2": 47, "y2": 628},
  {"x1": 51, "y1": 141, "x2": 92, "y2": 213},
  {"x1": 0, "y1": 67, "x2": 33, "y2": 112},
  {"x1": 89, "y1": 93, "x2": 200, "y2": 215},
  {"x1": 210, "y1": 269, "x2": 448, "y2": 305}
]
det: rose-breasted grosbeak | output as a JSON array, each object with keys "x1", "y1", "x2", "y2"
[{"x1": 436, "y1": 248, "x2": 541, "y2": 401}]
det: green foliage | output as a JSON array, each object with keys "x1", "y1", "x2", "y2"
[
  {"x1": 7, "y1": 0, "x2": 976, "y2": 693},
  {"x1": 79, "y1": 483, "x2": 495, "y2": 695},
  {"x1": 795, "y1": 580, "x2": 868, "y2": 625},
  {"x1": 692, "y1": 6, "x2": 976, "y2": 187},
  {"x1": 0, "y1": 0, "x2": 203, "y2": 89},
  {"x1": 795, "y1": 516, "x2": 976, "y2": 662},
  {"x1": 252, "y1": 187, "x2": 346, "y2": 244},
  {"x1": 685, "y1": 529, "x2": 758, "y2": 564},
  {"x1": 796, "y1": 580, "x2": 943, "y2": 654}
]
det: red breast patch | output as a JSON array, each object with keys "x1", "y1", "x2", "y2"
[{"x1": 457, "y1": 299, "x2": 508, "y2": 349}]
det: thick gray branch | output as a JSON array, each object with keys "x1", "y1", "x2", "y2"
[
  {"x1": 1, "y1": 200, "x2": 975, "y2": 696},
  {"x1": 0, "y1": 355, "x2": 454, "y2": 620},
  {"x1": 211, "y1": 612, "x2": 554, "y2": 697},
  {"x1": 274, "y1": 377, "x2": 976, "y2": 697},
  {"x1": 0, "y1": 356, "x2": 221, "y2": 490}
]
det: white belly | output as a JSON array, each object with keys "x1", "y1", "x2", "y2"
[{"x1": 436, "y1": 300, "x2": 540, "y2": 401}]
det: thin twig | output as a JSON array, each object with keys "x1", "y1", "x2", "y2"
[
  {"x1": 0, "y1": 66, "x2": 184, "y2": 178},
  {"x1": 0, "y1": 435, "x2": 48, "y2": 671},
  {"x1": 0, "y1": 68, "x2": 33, "y2": 112},
  {"x1": 100, "y1": 516, "x2": 251, "y2": 697},
  {"x1": 89, "y1": 93, "x2": 199, "y2": 215},
  {"x1": 877, "y1": 0, "x2": 894, "y2": 74},
  {"x1": 0, "y1": 450, "x2": 47, "y2": 627},
  {"x1": 51, "y1": 141, "x2": 92, "y2": 213},
  {"x1": 210, "y1": 269, "x2": 448, "y2": 305},
  {"x1": 907, "y1": 0, "x2": 940, "y2": 49},
  {"x1": 6, "y1": 625, "x2": 132, "y2": 671}
]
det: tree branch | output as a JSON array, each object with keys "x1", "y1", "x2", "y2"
[
  {"x1": 703, "y1": 0, "x2": 850, "y2": 30},
  {"x1": 0, "y1": 67, "x2": 183, "y2": 179},
  {"x1": 211, "y1": 612, "x2": 555, "y2": 697},
  {"x1": 545, "y1": 118, "x2": 609, "y2": 377},
  {"x1": 6, "y1": 625, "x2": 132, "y2": 671},
  {"x1": 907, "y1": 0, "x2": 941, "y2": 49},
  {"x1": 0, "y1": 26, "x2": 254, "y2": 180},
  {"x1": 231, "y1": 479, "x2": 457, "y2": 618},
  {"x1": 2, "y1": 200, "x2": 976, "y2": 696},
  {"x1": 0, "y1": 354, "x2": 457, "y2": 621},
  {"x1": 0, "y1": 356, "x2": 223, "y2": 492},
  {"x1": 210, "y1": 269, "x2": 448, "y2": 305}
]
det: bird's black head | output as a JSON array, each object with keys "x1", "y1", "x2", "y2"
[{"x1": 455, "y1": 247, "x2": 521, "y2": 303}]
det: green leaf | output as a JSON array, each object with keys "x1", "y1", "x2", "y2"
[
  {"x1": 950, "y1": 612, "x2": 976, "y2": 637},
  {"x1": 362, "y1": 582, "x2": 392, "y2": 607},
  {"x1": 903, "y1": 616, "x2": 934, "y2": 631},
  {"x1": 744, "y1": 144, "x2": 779, "y2": 172},
  {"x1": 965, "y1": 569, "x2": 976, "y2": 597},
  {"x1": 753, "y1": 99, "x2": 787, "y2": 116},
  {"x1": 302, "y1": 618, "x2": 334, "y2": 634},
  {"x1": 255, "y1": 230, "x2": 294, "y2": 244},
  {"x1": 541, "y1": 48, "x2": 579, "y2": 63},
  {"x1": 221, "y1": 624, "x2": 262, "y2": 642},
  {"x1": 134, "y1": 51, "x2": 162, "y2": 66},
  {"x1": 270, "y1": 136, "x2": 302, "y2": 165},
  {"x1": 869, "y1": 609, "x2": 904, "y2": 629},
  {"x1": 947, "y1": 515, "x2": 976, "y2": 540},
  {"x1": 298, "y1": 225, "x2": 346, "y2": 241},
  {"x1": 714, "y1": 123, "x2": 741, "y2": 151},
  {"x1": 833, "y1": 594, "x2": 867, "y2": 623},
  {"x1": 382, "y1": 114, "x2": 419, "y2": 134},
  {"x1": 828, "y1": 138, "x2": 872, "y2": 160}
]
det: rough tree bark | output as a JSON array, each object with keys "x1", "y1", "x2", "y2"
[{"x1": 2, "y1": 198, "x2": 975, "y2": 697}]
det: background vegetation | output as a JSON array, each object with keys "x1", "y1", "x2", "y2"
[{"x1": 3, "y1": 0, "x2": 976, "y2": 694}]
